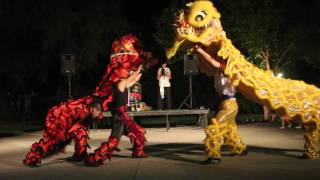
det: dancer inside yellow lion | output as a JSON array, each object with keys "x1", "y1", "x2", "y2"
[{"x1": 166, "y1": 0, "x2": 320, "y2": 163}]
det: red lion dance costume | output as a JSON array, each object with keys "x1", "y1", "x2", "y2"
[
  {"x1": 85, "y1": 34, "x2": 151, "y2": 166},
  {"x1": 23, "y1": 34, "x2": 154, "y2": 167},
  {"x1": 23, "y1": 96, "x2": 103, "y2": 167}
]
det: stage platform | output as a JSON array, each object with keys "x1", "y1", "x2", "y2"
[{"x1": 102, "y1": 109, "x2": 210, "y2": 131}]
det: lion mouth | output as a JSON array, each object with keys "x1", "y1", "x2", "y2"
[
  {"x1": 196, "y1": 19, "x2": 224, "y2": 44},
  {"x1": 177, "y1": 18, "x2": 223, "y2": 45},
  {"x1": 110, "y1": 51, "x2": 138, "y2": 59},
  {"x1": 194, "y1": 19, "x2": 214, "y2": 36},
  {"x1": 194, "y1": 20, "x2": 217, "y2": 44}
]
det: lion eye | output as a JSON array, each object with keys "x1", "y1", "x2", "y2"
[{"x1": 195, "y1": 11, "x2": 207, "y2": 22}]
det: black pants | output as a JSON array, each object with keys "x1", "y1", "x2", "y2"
[
  {"x1": 110, "y1": 112, "x2": 126, "y2": 139},
  {"x1": 157, "y1": 87, "x2": 172, "y2": 109}
]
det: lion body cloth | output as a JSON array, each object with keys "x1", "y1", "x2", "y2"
[{"x1": 166, "y1": 0, "x2": 320, "y2": 159}]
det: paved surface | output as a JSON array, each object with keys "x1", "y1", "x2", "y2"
[{"x1": 0, "y1": 123, "x2": 319, "y2": 180}]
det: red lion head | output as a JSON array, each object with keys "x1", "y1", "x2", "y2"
[
  {"x1": 109, "y1": 34, "x2": 145, "y2": 80},
  {"x1": 93, "y1": 34, "x2": 156, "y2": 110}
]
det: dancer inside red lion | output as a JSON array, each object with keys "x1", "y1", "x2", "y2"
[
  {"x1": 23, "y1": 34, "x2": 156, "y2": 167},
  {"x1": 86, "y1": 66, "x2": 147, "y2": 166},
  {"x1": 23, "y1": 96, "x2": 104, "y2": 167},
  {"x1": 85, "y1": 34, "x2": 154, "y2": 166}
]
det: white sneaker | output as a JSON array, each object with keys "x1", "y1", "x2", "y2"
[
  {"x1": 280, "y1": 126, "x2": 285, "y2": 129},
  {"x1": 288, "y1": 124, "x2": 292, "y2": 128},
  {"x1": 295, "y1": 125, "x2": 302, "y2": 129}
]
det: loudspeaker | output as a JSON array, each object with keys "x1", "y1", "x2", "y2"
[
  {"x1": 61, "y1": 54, "x2": 76, "y2": 74},
  {"x1": 184, "y1": 54, "x2": 199, "y2": 75}
]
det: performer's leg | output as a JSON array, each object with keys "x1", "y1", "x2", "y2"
[
  {"x1": 286, "y1": 118, "x2": 292, "y2": 128},
  {"x1": 67, "y1": 122, "x2": 90, "y2": 162},
  {"x1": 263, "y1": 105, "x2": 270, "y2": 122},
  {"x1": 203, "y1": 119, "x2": 224, "y2": 161},
  {"x1": 85, "y1": 136, "x2": 120, "y2": 166},
  {"x1": 303, "y1": 121, "x2": 320, "y2": 159},
  {"x1": 203, "y1": 99, "x2": 246, "y2": 164},
  {"x1": 280, "y1": 118, "x2": 286, "y2": 129},
  {"x1": 225, "y1": 121, "x2": 247, "y2": 155},
  {"x1": 85, "y1": 115, "x2": 123, "y2": 166},
  {"x1": 110, "y1": 115, "x2": 125, "y2": 139},
  {"x1": 119, "y1": 110, "x2": 147, "y2": 157},
  {"x1": 204, "y1": 101, "x2": 231, "y2": 161},
  {"x1": 222, "y1": 100, "x2": 247, "y2": 155},
  {"x1": 23, "y1": 131, "x2": 59, "y2": 167},
  {"x1": 127, "y1": 123, "x2": 147, "y2": 157},
  {"x1": 157, "y1": 89, "x2": 164, "y2": 109},
  {"x1": 165, "y1": 87, "x2": 172, "y2": 109}
]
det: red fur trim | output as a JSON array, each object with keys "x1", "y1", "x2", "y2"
[
  {"x1": 24, "y1": 97, "x2": 92, "y2": 166},
  {"x1": 115, "y1": 106, "x2": 146, "y2": 145},
  {"x1": 23, "y1": 150, "x2": 42, "y2": 166},
  {"x1": 72, "y1": 125, "x2": 89, "y2": 156},
  {"x1": 85, "y1": 137, "x2": 120, "y2": 165}
]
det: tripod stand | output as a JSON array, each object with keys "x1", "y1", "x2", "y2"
[
  {"x1": 179, "y1": 53, "x2": 199, "y2": 109},
  {"x1": 178, "y1": 75, "x2": 193, "y2": 109}
]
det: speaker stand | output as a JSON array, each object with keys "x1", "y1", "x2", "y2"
[
  {"x1": 63, "y1": 72, "x2": 73, "y2": 99},
  {"x1": 68, "y1": 72, "x2": 72, "y2": 98},
  {"x1": 178, "y1": 75, "x2": 193, "y2": 109}
]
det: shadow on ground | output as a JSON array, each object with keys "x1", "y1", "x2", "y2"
[
  {"x1": 43, "y1": 143, "x2": 306, "y2": 167},
  {"x1": 133, "y1": 143, "x2": 305, "y2": 164}
]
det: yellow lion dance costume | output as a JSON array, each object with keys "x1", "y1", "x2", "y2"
[{"x1": 166, "y1": 0, "x2": 320, "y2": 160}]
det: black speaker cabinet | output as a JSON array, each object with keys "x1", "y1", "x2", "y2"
[
  {"x1": 184, "y1": 54, "x2": 199, "y2": 75},
  {"x1": 61, "y1": 54, "x2": 76, "y2": 74}
]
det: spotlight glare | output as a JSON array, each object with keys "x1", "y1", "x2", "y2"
[{"x1": 276, "y1": 73, "x2": 283, "y2": 78}]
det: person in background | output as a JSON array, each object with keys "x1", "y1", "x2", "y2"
[
  {"x1": 157, "y1": 63, "x2": 172, "y2": 109},
  {"x1": 263, "y1": 105, "x2": 276, "y2": 123}
]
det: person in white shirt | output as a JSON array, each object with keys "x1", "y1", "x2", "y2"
[{"x1": 157, "y1": 63, "x2": 172, "y2": 109}]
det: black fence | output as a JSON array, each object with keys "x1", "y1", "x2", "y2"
[{"x1": 0, "y1": 92, "x2": 66, "y2": 123}]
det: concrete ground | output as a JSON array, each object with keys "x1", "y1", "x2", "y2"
[{"x1": 0, "y1": 123, "x2": 320, "y2": 180}]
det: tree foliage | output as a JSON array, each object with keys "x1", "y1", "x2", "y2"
[
  {"x1": 153, "y1": 0, "x2": 320, "y2": 112},
  {"x1": 220, "y1": 0, "x2": 320, "y2": 78},
  {"x1": 153, "y1": 0, "x2": 189, "y2": 64}
]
